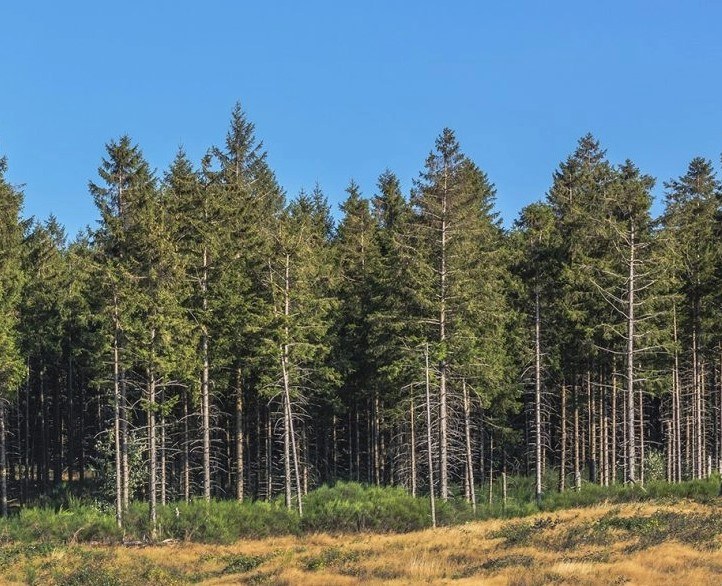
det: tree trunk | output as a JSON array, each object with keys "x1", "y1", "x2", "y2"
[
  {"x1": 281, "y1": 253, "x2": 302, "y2": 516},
  {"x1": 611, "y1": 370, "x2": 617, "y2": 485},
  {"x1": 0, "y1": 401, "x2": 7, "y2": 518},
  {"x1": 148, "y1": 361, "x2": 157, "y2": 539},
  {"x1": 534, "y1": 289, "x2": 543, "y2": 505},
  {"x1": 235, "y1": 368, "x2": 244, "y2": 501},
  {"x1": 410, "y1": 395, "x2": 417, "y2": 497},
  {"x1": 462, "y1": 380, "x2": 476, "y2": 513},
  {"x1": 559, "y1": 383, "x2": 567, "y2": 492},
  {"x1": 113, "y1": 294, "x2": 123, "y2": 527},
  {"x1": 160, "y1": 387, "x2": 167, "y2": 507},
  {"x1": 201, "y1": 246, "x2": 211, "y2": 501},
  {"x1": 183, "y1": 387, "x2": 190, "y2": 502},
  {"x1": 438, "y1": 169, "x2": 449, "y2": 502},
  {"x1": 574, "y1": 383, "x2": 581, "y2": 490},
  {"x1": 121, "y1": 369, "x2": 129, "y2": 511},
  {"x1": 424, "y1": 344, "x2": 436, "y2": 528},
  {"x1": 626, "y1": 221, "x2": 636, "y2": 484}
]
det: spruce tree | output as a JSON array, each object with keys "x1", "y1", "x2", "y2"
[{"x1": 0, "y1": 156, "x2": 25, "y2": 516}]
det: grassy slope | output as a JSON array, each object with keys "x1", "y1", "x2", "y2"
[{"x1": 3, "y1": 500, "x2": 722, "y2": 585}]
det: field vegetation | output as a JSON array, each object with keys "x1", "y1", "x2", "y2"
[{"x1": 1, "y1": 479, "x2": 722, "y2": 584}]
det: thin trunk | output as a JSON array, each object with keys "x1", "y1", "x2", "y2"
[
  {"x1": 588, "y1": 370, "x2": 596, "y2": 483},
  {"x1": 410, "y1": 395, "x2": 417, "y2": 497},
  {"x1": 121, "y1": 369, "x2": 129, "y2": 511},
  {"x1": 374, "y1": 394, "x2": 380, "y2": 486},
  {"x1": 534, "y1": 290, "x2": 543, "y2": 505},
  {"x1": 332, "y1": 414, "x2": 337, "y2": 481},
  {"x1": 281, "y1": 253, "x2": 302, "y2": 516},
  {"x1": 113, "y1": 294, "x2": 122, "y2": 528},
  {"x1": 693, "y1": 316, "x2": 701, "y2": 479},
  {"x1": 574, "y1": 384, "x2": 581, "y2": 490},
  {"x1": 559, "y1": 383, "x2": 567, "y2": 492},
  {"x1": 283, "y1": 396, "x2": 291, "y2": 509},
  {"x1": 266, "y1": 408, "x2": 273, "y2": 501},
  {"x1": 160, "y1": 388, "x2": 166, "y2": 507},
  {"x1": 183, "y1": 388, "x2": 190, "y2": 503},
  {"x1": 462, "y1": 380, "x2": 476, "y2": 513},
  {"x1": 488, "y1": 435, "x2": 494, "y2": 505},
  {"x1": 439, "y1": 167, "x2": 448, "y2": 501},
  {"x1": 626, "y1": 221, "x2": 636, "y2": 484},
  {"x1": 638, "y1": 381, "x2": 644, "y2": 486},
  {"x1": 235, "y1": 368, "x2": 244, "y2": 501},
  {"x1": 611, "y1": 370, "x2": 617, "y2": 484},
  {"x1": 0, "y1": 402, "x2": 7, "y2": 518},
  {"x1": 148, "y1": 338, "x2": 157, "y2": 540},
  {"x1": 425, "y1": 344, "x2": 436, "y2": 528},
  {"x1": 201, "y1": 246, "x2": 211, "y2": 501}
]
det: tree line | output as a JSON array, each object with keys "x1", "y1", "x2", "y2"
[{"x1": 1, "y1": 104, "x2": 721, "y2": 534}]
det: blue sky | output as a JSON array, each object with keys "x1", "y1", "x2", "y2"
[{"x1": 2, "y1": 1, "x2": 721, "y2": 237}]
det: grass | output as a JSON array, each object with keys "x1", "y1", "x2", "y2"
[
  {"x1": 0, "y1": 475, "x2": 720, "y2": 547},
  {"x1": 3, "y1": 500, "x2": 722, "y2": 584}
]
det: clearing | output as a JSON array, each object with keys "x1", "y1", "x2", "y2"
[{"x1": 3, "y1": 500, "x2": 722, "y2": 584}]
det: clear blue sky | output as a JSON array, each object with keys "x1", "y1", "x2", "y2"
[{"x1": 2, "y1": 1, "x2": 721, "y2": 237}]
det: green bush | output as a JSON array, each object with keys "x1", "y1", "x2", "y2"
[
  {"x1": 301, "y1": 483, "x2": 431, "y2": 533},
  {"x1": 123, "y1": 499, "x2": 299, "y2": 543},
  {"x1": 0, "y1": 476, "x2": 719, "y2": 545}
]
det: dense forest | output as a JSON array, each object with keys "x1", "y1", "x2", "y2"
[{"x1": 1, "y1": 103, "x2": 721, "y2": 535}]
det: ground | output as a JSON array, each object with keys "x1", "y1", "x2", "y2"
[{"x1": 2, "y1": 500, "x2": 722, "y2": 585}]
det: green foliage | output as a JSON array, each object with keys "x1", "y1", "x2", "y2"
[
  {"x1": 0, "y1": 478, "x2": 719, "y2": 546},
  {"x1": 301, "y1": 483, "x2": 431, "y2": 533}
]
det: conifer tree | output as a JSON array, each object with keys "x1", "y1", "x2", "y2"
[
  {"x1": 0, "y1": 157, "x2": 25, "y2": 516},
  {"x1": 410, "y1": 129, "x2": 513, "y2": 499}
]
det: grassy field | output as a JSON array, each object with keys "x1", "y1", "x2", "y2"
[{"x1": 3, "y1": 499, "x2": 722, "y2": 585}]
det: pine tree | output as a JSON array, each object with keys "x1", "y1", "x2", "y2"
[
  {"x1": 89, "y1": 135, "x2": 155, "y2": 526},
  {"x1": 410, "y1": 129, "x2": 513, "y2": 500},
  {"x1": 661, "y1": 158, "x2": 721, "y2": 479},
  {"x1": 333, "y1": 180, "x2": 380, "y2": 484},
  {"x1": 512, "y1": 202, "x2": 559, "y2": 504},
  {"x1": 0, "y1": 157, "x2": 25, "y2": 516}
]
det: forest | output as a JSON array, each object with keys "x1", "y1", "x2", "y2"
[{"x1": 0, "y1": 102, "x2": 720, "y2": 537}]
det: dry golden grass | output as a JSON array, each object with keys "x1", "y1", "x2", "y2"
[{"x1": 2, "y1": 500, "x2": 722, "y2": 585}]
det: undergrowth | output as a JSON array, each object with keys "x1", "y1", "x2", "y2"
[{"x1": 0, "y1": 475, "x2": 718, "y2": 545}]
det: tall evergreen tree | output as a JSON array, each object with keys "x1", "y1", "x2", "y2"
[{"x1": 0, "y1": 157, "x2": 25, "y2": 516}]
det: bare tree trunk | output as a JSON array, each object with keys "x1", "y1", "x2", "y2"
[
  {"x1": 717, "y1": 348, "x2": 722, "y2": 475},
  {"x1": 281, "y1": 253, "x2": 302, "y2": 516},
  {"x1": 235, "y1": 368, "x2": 244, "y2": 501},
  {"x1": 693, "y1": 322, "x2": 702, "y2": 479},
  {"x1": 0, "y1": 401, "x2": 7, "y2": 518},
  {"x1": 283, "y1": 396, "x2": 291, "y2": 509},
  {"x1": 355, "y1": 409, "x2": 360, "y2": 482},
  {"x1": 160, "y1": 388, "x2": 166, "y2": 507},
  {"x1": 147, "y1": 335, "x2": 157, "y2": 540},
  {"x1": 121, "y1": 370, "x2": 129, "y2": 511},
  {"x1": 113, "y1": 294, "x2": 123, "y2": 528},
  {"x1": 638, "y1": 383, "x2": 644, "y2": 486},
  {"x1": 410, "y1": 396, "x2": 417, "y2": 497},
  {"x1": 588, "y1": 370, "x2": 596, "y2": 483},
  {"x1": 626, "y1": 221, "x2": 636, "y2": 484},
  {"x1": 266, "y1": 408, "x2": 273, "y2": 501},
  {"x1": 535, "y1": 290, "x2": 543, "y2": 505},
  {"x1": 574, "y1": 383, "x2": 581, "y2": 490},
  {"x1": 462, "y1": 380, "x2": 476, "y2": 513},
  {"x1": 183, "y1": 388, "x2": 190, "y2": 502},
  {"x1": 488, "y1": 434, "x2": 494, "y2": 505},
  {"x1": 374, "y1": 393, "x2": 380, "y2": 486},
  {"x1": 559, "y1": 383, "x2": 567, "y2": 492},
  {"x1": 611, "y1": 370, "x2": 617, "y2": 485},
  {"x1": 425, "y1": 344, "x2": 436, "y2": 528},
  {"x1": 439, "y1": 171, "x2": 449, "y2": 502},
  {"x1": 201, "y1": 246, "x2": 211, "y2": 501}
]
